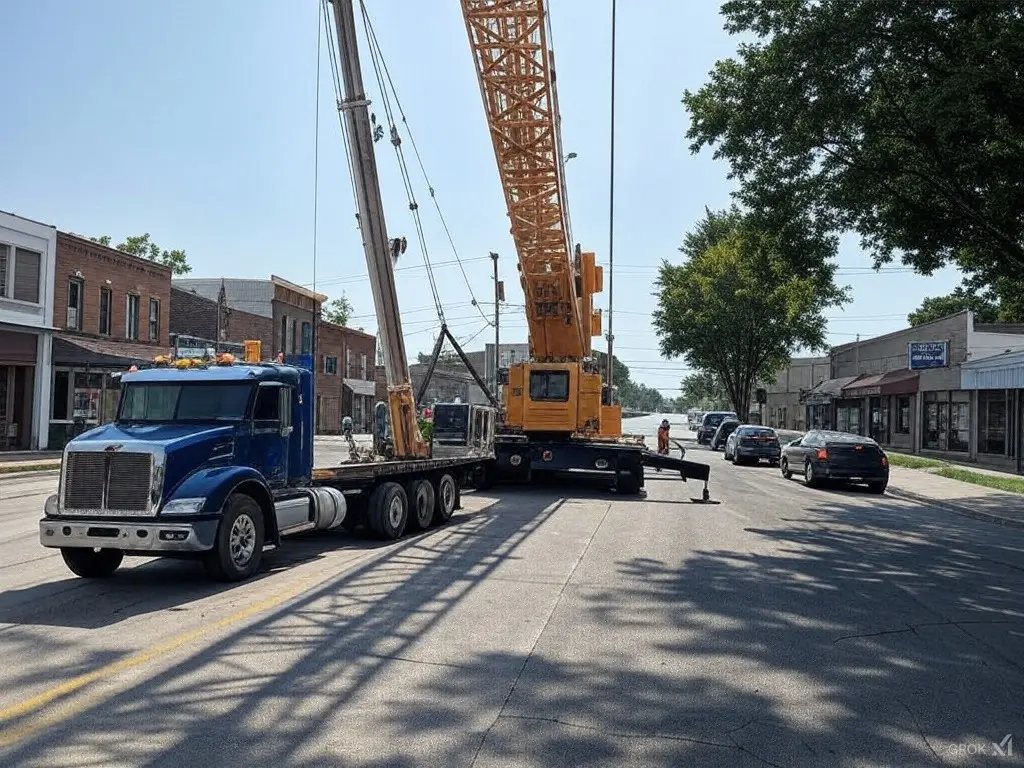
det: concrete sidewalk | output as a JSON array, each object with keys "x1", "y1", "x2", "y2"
[{"x1": 885, "y1": 466, "x2": 1024, "y2": 529}]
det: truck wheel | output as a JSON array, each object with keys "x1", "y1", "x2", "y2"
[
  {"x1": 367, "y1": 482, "x2": 408, "y2": 540},
  {"x1": 433, "y1": 473, "x2": 458, "y2": 524},
  {"x1": 204, "y1": 493, "x2": 265, "y2": 582},
  {"x1": 61, "y1": 548, "x2": 123, "y2": 578},
  {"x1": 405, "y1": 478, "x2": 436, "y2": 532}
]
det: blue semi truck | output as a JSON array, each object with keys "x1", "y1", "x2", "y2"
[{"x1": 40, "y1": 358, "x2": 496, "y2": 582}]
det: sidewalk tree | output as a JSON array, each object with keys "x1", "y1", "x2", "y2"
[
  {"x1": 322, "y1": 295, "x2": 354, "y2": 326},
  {"x1": 654, "y1": 211, "x2": 845, "y2": 419},
  {"x1": 91, "y1": 233, "x2": 191, "y2": 274},
  {"x1": 684, "y1": 0, "x2": 1024, "y2": 286},
  {"x1": 680, "y1": 370, "x2": 729, "y2": 411}
]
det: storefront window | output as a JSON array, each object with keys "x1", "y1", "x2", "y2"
[
  {"x1": 52, "y1": 371, "x2": 70, "y2": 420},
  {"x1": 923, "y1": 390, "x2": 969, "y2": 453},
  {"x1": 836, "y1": 401, "x2": 862, "y2": 434},
  {"x1": 869, "y1": 396, "x2": 889, "y2": 443},
  {"x1": 72, "y1": 372, "x2": 104, "y2": 422},
  {"x1": 978, "y1": 389, "x2": 1008, "y2": 455},
  {"x1": 895, "y1": 396, "x2": 911, "y2": 434}
]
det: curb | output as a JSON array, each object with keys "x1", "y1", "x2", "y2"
[
  {"x1": 886, "y1": 486, "x2": 1024, "y2": 530},
  {"x1": 0, "y1": 468, "x2": 61, "y2": 480}
]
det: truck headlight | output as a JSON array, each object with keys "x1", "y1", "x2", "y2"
[
  {"x1": 160, "y1": 498, "x2": 206, "y2": 515},
  {"x1": 44, "y1": 494, "x2": 60, "y2": 517}
]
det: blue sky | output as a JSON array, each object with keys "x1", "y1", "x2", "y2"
[{"x1": 1, "y1": 1, "x2": 961, "y2": 394}]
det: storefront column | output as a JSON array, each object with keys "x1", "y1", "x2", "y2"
[{"x1": 32, "y1": 332, "x2": 52, "y2": 450}]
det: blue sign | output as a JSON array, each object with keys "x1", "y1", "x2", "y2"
[{"x1": 908, "y1": 341, "x2": 948, "y2": 370}]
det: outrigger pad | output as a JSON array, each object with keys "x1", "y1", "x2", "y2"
[{"x1": 690, "y1": 484, "x2": 721, "y2": 505}]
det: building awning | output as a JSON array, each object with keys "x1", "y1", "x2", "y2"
[
  {"x1": 961, "y1": 348, "x2": 1024, "y2": 390},
  {"x1": 843, "y1": 369, "x2": 920, "y2": 398},
  {"x1": 343, "y1": 378, "x2": 377, "y2": 397},
  {"x1": 800, "y1": 376, "x2": 860, "y2": 405},
  {"x1": 53, "y1": 335, "x2": 171, "y2": 368}
]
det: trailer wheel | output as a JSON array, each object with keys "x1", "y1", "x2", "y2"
[
  {"x1": 433, "y1": 473, "x2": 458, "y2": 524},
  {"x1": 367, "y1": 482, "x2": 408, "y2": 540},
  {"x1": 61, "y1": 548, "x2": 123, "y2": 579},
  {"x1": 204, "y1": 493, "x2": 265, "y2": 582},
  {"x1": 405, "y1": 478, "x2": 436, "y2": 532}
]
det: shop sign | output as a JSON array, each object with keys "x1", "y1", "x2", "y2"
[
  {"x1": 908, "y1": 341, "x2": 949, "y2": 370},
  {"x1": 801, "y1": 391, "x2": 833, "y2": 405},
  {"x1": 846, "y1": 385, "x2": 882, "y2": 397}
]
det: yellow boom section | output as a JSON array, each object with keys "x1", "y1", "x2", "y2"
[{"x1": 461, "y1": 0, "x2": 588, "y2": 363}]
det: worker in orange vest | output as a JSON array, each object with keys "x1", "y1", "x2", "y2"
[{"x1": 657, "y1": 419, "x2": 670, "y2": 455}]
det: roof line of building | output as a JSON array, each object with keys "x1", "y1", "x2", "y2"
[
  {"x1": 0, "y1": 209, "x2": 58, "y2": 231},
  {"x1": 58, "y1": 230, "x2": 173, "y2": 276},
  {"x1": 271, "y1": 274, "x2": 328, "y2": 303},
  {"x1": 829, "y1": 309, "x2": 971, "y2": 352}
]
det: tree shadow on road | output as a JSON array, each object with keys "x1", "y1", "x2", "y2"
[{"x1": 3, "y1": 490, "x2": 1023, "y2": 766}]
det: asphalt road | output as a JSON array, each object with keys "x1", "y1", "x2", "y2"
[{"x1": 1, "y1": 437, "x2": 1022, "y2": 766}]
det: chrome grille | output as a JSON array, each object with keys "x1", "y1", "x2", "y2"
[{"x1": 62, "y1": 450, "x2": 154, "y2": 515}]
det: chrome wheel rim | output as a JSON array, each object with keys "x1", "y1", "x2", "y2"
[
  {"x1": 230, "y1": 514, "x2": 256, "y2": 567},
  {"x1": 388, "y1": 495, "x2": 404, "y2": 529}
]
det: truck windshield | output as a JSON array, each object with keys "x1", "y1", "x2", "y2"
[
  {"x1": 118, "y1": 383, "x2": 253, "y2": 423},
  {"x1": 433, "y1": 405, "x2": 469, "y2": 438}
]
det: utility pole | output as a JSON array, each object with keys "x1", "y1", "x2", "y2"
[
  {"x1": 215, "y1": 279, "x2": 226, "y2": 355},
  {"x1": 491, "y1": 251, "x2": 500, "y2": 392},
  {"x1": 604, "y1": 0, "x2": 618, "y2": 403}
]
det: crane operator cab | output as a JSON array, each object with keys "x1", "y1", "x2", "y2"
[{"x1": 430, "y1": 403, "x2": 497, "y2": 460}]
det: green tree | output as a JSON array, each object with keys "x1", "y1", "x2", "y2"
[
  {"x1": 908, "y1": 288, "x2": 999, "y2": 327},
  {"x1": 684, "y1": 0, "x2": 1024, "y2": 286},
  {"x1": 91, "y1": 233, "x2": 191, "y2": 274},
  {"x1": 654, "y1": 213, "x2": 844, "y2": 418},
  {"x1": 908, "y1": 277, "x2": 1024, "y2": 326},
  {"x1": 321, "y1": 295, "x2": 354, "y2": 325},
  {"x1": 679, "y1": 370, "x2": 729, "y2": 411}
]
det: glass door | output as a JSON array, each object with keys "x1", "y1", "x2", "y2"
[{"x1": 0, "y1": 366, "x2": 10, "y2": 450}]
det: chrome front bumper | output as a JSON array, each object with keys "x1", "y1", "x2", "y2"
[{"x1": 39, "y1": 518, "x2": 219, "y2": 554}]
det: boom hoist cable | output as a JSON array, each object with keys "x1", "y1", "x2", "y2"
[{"x1": 355, "y1": 1, "x2": 498, "y2": 409}]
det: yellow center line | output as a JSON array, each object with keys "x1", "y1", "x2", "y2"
[{"x1": 0, "y1": 547, "x2": 383, "y2": 747}]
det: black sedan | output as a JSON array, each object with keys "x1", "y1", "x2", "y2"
[
  {"x1": 780, "y1": 430, "x2": 889, "y2": 493},
  {"x1": 724, "y1": 425, "x2": 781, "y2": 465}
]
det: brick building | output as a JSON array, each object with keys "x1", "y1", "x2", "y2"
[
  {"x1": 49, "y1": 232, "x2": 172, "y2": 448},
  {"x1": 172, "y1": 275, "x2": 325, "y2": 362},
  {"x1": 0, "y1": 211, "x2": 57, "y2": 450},
  {"x1": 170, "y1": 276, "x2": 377, "y2": 433},
  {"x1": 759, "y1": 356, "x2": 830, "y2": 432},
  {"x1": 167, "y1": 284, "x2": 274, "y2": 356}
]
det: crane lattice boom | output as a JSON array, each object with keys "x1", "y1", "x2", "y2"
[{"x1": 461, "y1": 0, "x2": 588, "y2": 362}]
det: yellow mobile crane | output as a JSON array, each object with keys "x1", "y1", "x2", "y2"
[{"x1": 460, "y1": 0, "x2": 711, "y2": 497}]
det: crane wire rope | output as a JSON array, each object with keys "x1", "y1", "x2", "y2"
[
  {"x1": 356, "y1": 1, "x2": 446, "y2": 326},
  {"x1": 357, "y1": 1, "x2": 493, "y2": 329},
  {"x1": 320, "y1": 0, "x2": 362, "y2": 222}
]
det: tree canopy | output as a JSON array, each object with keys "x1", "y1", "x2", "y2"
[
  {"x1": 684, "y1": 0, "x2": 1024, "y2": 286},
  {"x1": 91, "y1": 233, "x2": 191, "y2": 275},
  {"x1": 908, "y1": 278, "x2": 1024, "y2": 326},
  {"x1": 679, "y1": 370, "x2": 730, "y2": 411},
  {"x1": 654, "y1": 209, "x2": 845, "y2": 418},
  {"x1": 321, "y1": 295, "x2": 354, "y2": 326}
]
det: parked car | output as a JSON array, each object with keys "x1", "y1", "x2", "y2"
[
  {"x1": 780, "y1": 430, "x2": 889, "y2": 493},
  {"x1": 697, "y1": 411, "x2": 737, "y2": 445},
  {"x1": 710, "y1": 418, "x2": 741, "y2": 451},
  {"x1": 724, "y1": 425, "x2": 781, "y2": 465}
]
